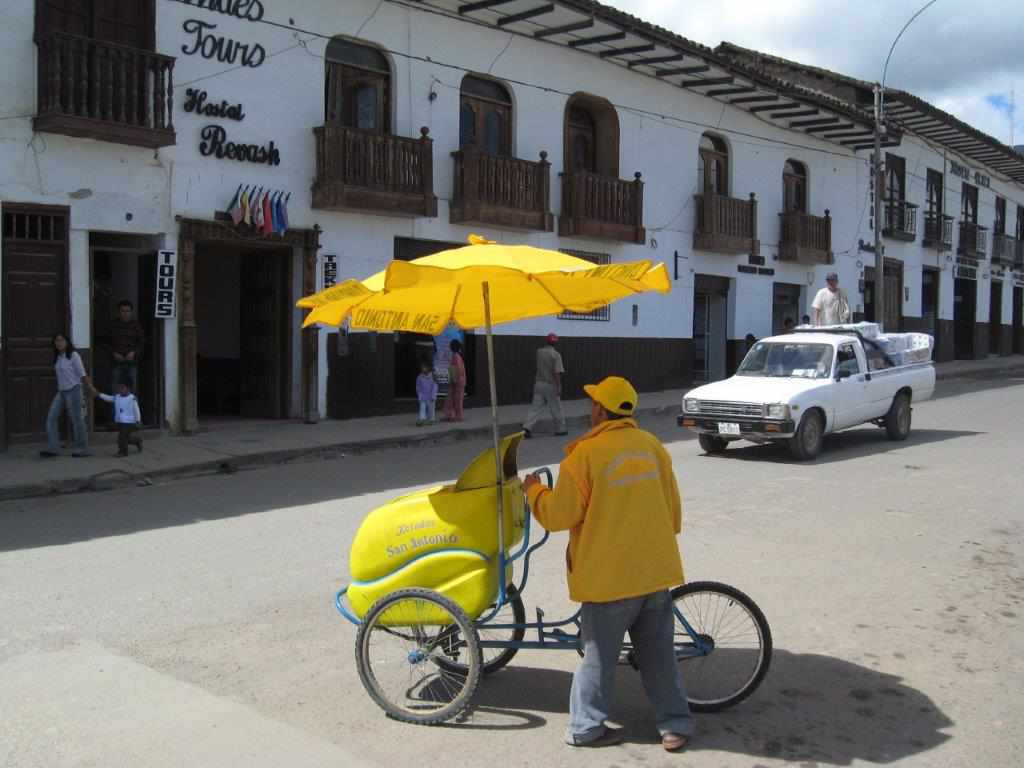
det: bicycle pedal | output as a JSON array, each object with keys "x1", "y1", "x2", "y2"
[{"x1": 535, "y1": 607, "x2": 545, "y2": 623}]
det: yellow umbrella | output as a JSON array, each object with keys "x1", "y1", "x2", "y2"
[{"x1": 296, "y1": 236, "x2": 671, "y2": 565}]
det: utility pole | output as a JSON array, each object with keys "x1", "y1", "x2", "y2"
[{"x1": 873, "y1": 84, "x2": 885, "y2": 332}]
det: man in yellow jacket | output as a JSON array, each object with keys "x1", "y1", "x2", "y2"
[{"x1": 523, "y1": 376, "x2": 692, "y2": 751}]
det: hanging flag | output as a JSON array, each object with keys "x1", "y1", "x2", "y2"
[
  {"x1": 262, "y1": 190, "x2": 274, "y2": 235},
  {"x1": 281, "y1": 193, "x2": 290, "y2": 232},
  {"x1": 269, "y1": 192, "x2": 280, "y2": 235},
  {"x1": 273, "y1": 192, "x2": 284, "y2": 235},
  {"x1": 241, "y1": 186, "x2": 252, "y2": 226},
  {"x1": 228, "y1": 184, "x2": 243, "y2": 225},
  {"x1": 253, "y1": 188, "x2": 264, "y2": 229}
]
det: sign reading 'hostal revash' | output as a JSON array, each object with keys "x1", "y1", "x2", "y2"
[{"x1": 199, "y1": 125, "x2": 280, "y2": 165}]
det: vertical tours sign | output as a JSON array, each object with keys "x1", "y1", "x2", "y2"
[{"x1": 155, "y1": 250, "x2": 178, "y2": 319}]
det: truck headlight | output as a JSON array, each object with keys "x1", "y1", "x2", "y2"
[
  {"x1": 684, "y1": 398, "x2": 701, "y2": 413},
  {"x1": 766, "y1": 403, "x2": 790, "y2": 419}
]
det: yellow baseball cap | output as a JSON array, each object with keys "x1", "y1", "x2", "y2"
[{"x1": 583, "y1": 376, "x2": 638, "y2": 416}]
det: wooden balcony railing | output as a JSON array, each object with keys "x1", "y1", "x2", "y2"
[
  {"x1": 312, "y1": 124, "x2": 437, "y2": 217},
  {"x1": 35, "y1": 32, "x2": 175, "y2": 149},
  {"x1": 778, "y1": 209, "x2": 832, "y2": 264},
  {"x1": 882, "y1": 198, "x2": 917, "y2": 242},
  {"x1": 450, "y1": 147, "x2": 553, "y2": 231},
  {"x1": 558, "y1": 171, "x2": 645, "y2": 244},
  {"x1": 991, "y1": 233, "x2": 1017, "y2": 267},
  {"x1": 693, "y1": 192, "x2": 760, "y2": 256},
  {"x1": 958, "y1": 222, "x2": 988, "y2": 259},
  {"x1": 923, "y1": 213, "x2": 954, "y2": 250}
]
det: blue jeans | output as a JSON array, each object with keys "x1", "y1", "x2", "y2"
[
  {"x1": 46, "y1": 385, "x2": 90, "y2": 454},
  {"x1": 418, "y1": 399, "x2": 436, "y2": 422},
  {"x1": 567, "y1": 590, "x2": 693, "y2": 744}
]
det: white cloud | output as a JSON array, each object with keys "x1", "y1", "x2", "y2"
[{"x1": 606, "y1": 0, "x2": 1024, "y2": 145}]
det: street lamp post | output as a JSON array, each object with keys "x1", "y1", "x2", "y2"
[{"x1": 873, "y1": 0, "x2": 942, "y2": 332}]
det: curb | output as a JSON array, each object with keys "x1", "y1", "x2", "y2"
[
  {"x1": 0, "y1": 402, "x2": 680, "y2": 503},
  {"x1": 935, "y1": 360, "x2": 1024, "y2": 381}
]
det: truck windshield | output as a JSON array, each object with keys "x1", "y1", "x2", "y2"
[{"x1": 737, "y1": 342, "x2": 834, "y2": 379}]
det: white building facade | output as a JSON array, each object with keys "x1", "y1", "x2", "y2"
[{"x1": 2, "y1": 0, "x2": 1021, "y2": 448}]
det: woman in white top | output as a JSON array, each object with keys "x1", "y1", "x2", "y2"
[{"x1": 41, "y1": 333, "x2": 93, "y2": 458}]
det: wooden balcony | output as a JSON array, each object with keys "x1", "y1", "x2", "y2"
[
  {"x1": 312, "y1": 125, "x2": 437, "y2": 217},
  {"x1": 34, "y1": 32, "x2": 175, "y2": 149},
  {"x1": 778, "y1": 209, "x2": 832, "y2": 265},
  {"x1": 991, "y1": 233, "x2": 1017, "y2": 267},
  {"x1": 693, "y1": 193, "x2": 760, "y2": 256},
  {"x1": 882, "y1": 199, "x2": 917, "y2": 242},
  {"x1": 923, "y1": 213, "x2": 954, "y2": 251},
  {"x1": 958, "y1": 222, "x2": 988, "y2": 259},
  {"x1": 450, "y1": 147, "x2": 553, "y2": 231},
  {"x1": 558, "y1": 171, "x2": 645, "y2": 244}
]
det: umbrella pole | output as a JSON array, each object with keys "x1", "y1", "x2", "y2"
[{"x1": 482, "y1": 282, "x2": 506, "y2": 604}]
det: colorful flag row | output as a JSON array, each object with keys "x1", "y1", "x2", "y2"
[{"x1": 227, "y1": 184, "x2": 290, "y2": 235}]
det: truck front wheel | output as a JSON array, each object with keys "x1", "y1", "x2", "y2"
[
  {"x1": 698, "y1": 434, "x2": 729, "y2": 454},
  {"x1": 884, "y1": 393, "x2": 912, "y2": 441},
  {"x1": 788, "y1": 411, "x2": 824, "y2": 460}
]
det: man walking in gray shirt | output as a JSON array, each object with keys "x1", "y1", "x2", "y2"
[{"x1": 523, "y1": 333, "x2": 567, "y2": 438}]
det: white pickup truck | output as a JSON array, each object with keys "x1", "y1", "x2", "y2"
[{"x1": 677, "y1": 329, "x2": 936, "y2": 460}]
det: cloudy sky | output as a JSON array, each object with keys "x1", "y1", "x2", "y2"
[{"x1": 609, "y1": 0, "x2": 1024, "y2": 146}]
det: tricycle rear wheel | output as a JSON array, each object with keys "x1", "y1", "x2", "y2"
[{"x1": 355, "y1": 588, "x2": 481, "y2": 725}]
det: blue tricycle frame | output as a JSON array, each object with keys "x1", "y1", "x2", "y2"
[{"x1": 335, "y1": 468, "x2": 773, "y2": 725}]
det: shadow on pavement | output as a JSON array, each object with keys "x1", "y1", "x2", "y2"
[
  {"x1": 703, "y1": 428, "x2": 981, "y2": 465},
  {"x1": 465, "y1": 649, "x2": 953, "y2": 764},
  {"x1": 0, "y1": 414, "x2": 687, "y2": 553}
]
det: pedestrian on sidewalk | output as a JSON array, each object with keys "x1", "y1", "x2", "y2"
[
  {"x1": 522, "y1": 376, "x2": 692, "y2": 752},
  {"x1": 812, "y1": 272, "x2": 851, "y2": 326},
  {"x1": 104, "y1": 299, "x2": 146, "y2": 393},
  {"x1": 415, "y1": 361, "x2": 438, "y2": 426},
  {"x1": 95, "y1": 382, "x2": 143, "y2": 456},
  {"x1": 523, "y1": 333, "x2": 567, "y2": 438},
  {"x1": 441, "y1": 340, "x2": 466, "y2": 423},
  {"x1": 40, "y1": 333, "x2": 94, "y2": 458}
]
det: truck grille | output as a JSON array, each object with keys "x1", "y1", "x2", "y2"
[{"x1": 698, "y1": 400, "x2": 764, "y2": 418}]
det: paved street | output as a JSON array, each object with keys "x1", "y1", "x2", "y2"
[{"x1": 2, "y1": 372, "x2": 1022, "y2": 768}]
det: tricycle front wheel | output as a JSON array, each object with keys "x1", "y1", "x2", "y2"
[{"x1": 355, "y1": 588, "x2": 482, "y2": 725}]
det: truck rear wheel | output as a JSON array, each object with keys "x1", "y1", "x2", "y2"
[
  {"x1": 698, "y1": 434, "x2": 729, "y2": 454},
  {"x1": 788, "y1": 411, "x2": 824, "y2": 461},
  {"x1": 884, "y1": 393, "x2": 912, "y2": 441}
]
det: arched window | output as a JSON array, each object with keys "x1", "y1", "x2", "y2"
[
  {"x1": 699, "y1": 134, "x2": 728, "y2": 196},
  {"x1": 325, "y1": 38, "x2": 390, "y2": 132},
  {"x1": 460, "y1": 75, "x2": 512, "y2": 156},
  {"x1": 563, "y1": 94, "x2": 619, "y2": 177},
  {"x1": 783, "y1": 160, "x2": 807, "y2": 213}
]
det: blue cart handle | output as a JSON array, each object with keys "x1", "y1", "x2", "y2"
[{"x1": 335, "y1": 586, "x2": 362, "y2": 626}]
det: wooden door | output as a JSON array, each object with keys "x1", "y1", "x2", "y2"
[
  {"x1": 2, "y1": 206, "x2": 68, "y2": 444},
  {"x1": 883, "y1": 261, "x2": 903, "y2": 332},
  {"x1": 240, "y1": 251, "x2": 285, "y2": 418}
]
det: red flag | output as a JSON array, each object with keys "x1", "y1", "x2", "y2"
[{"x1": 262, "y1": 191, "x2": 274, "y2": 235}]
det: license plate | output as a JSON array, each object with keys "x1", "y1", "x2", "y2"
[{"x1": 717, "y1": 422, "x2": 741, "y2": 436}]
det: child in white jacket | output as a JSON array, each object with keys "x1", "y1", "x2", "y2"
[{"x1": 96, "y1": 382, "x2": 143, "y2": 456}]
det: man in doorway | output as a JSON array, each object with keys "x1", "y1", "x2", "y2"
[
  {"x1": 522, "y1": 376, "x2": 692, "y2": 751},
  {"x1": 523, "y1": 333, "x2": 567, "y2": 438},
  {"x1": 107, "y1": 300, "x2": 145, "y2": 393},
  {"x1": 812, "y1": 273, "x2": 851, "y2": 326}
]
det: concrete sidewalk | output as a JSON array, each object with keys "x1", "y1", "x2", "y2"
[{"x1": 1, "y1": 354, "x2": 1021, "y2": 503}]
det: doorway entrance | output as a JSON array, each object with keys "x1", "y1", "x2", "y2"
[
  {"x1": 693, "y1": 274, "x2": 729, "y2": 383},
  {"x1": 772, "y1": 282, "x2": 802, "y2": 334},
  {"x1": 1, "y1": 204, "x2": 69, "y2": 448},
  {"x1": 195, "y1": 244, "x2": 291, "y2": 420},
  {"x1": 91, "y1": 247, "x2": 163, "y2": 428},
  {"x1": 864, "y1": 260, "x2": 903, "y2": 331},
  {"x1": 922, "y1": 267, "x2": 940, "y2": 350},
  {"x1": 989, "y1": 280, "x2": 1003, "y2": 356},
  {"x1": 954, "y1": 277, "x2": 976, "y2": 359},
  {"x1": 1014, "y1": 286, "x2": 1023, "y2": 354}
]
